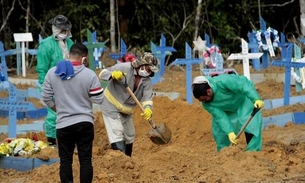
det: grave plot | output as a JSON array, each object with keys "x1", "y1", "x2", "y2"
[{"x1": 1, "y1": 67, "x2": 305, "y2": 183}]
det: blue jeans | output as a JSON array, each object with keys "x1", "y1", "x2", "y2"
[{"x1": 57, "y1": 122, "x2": 94, "y2": 183}]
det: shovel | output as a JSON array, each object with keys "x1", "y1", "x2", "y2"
[
  {"x1": 123, "y1": 81, "x2": 172, "y2": 145},
  {"x1": 236, "y1": 107, "x2": 261, "y2": 140}
]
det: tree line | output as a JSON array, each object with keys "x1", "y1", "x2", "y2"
[{"x1": 0, "y1": 0, "x2": 302, "y2": 67}]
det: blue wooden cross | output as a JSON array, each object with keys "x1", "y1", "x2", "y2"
[
  {"x1": 0, "y1": 43, "x2": 46, "y2": 137},
  {"x1": 259, "y1": 17, "x2": 271, "y2": 69},
  {"x1": 85, "y1": 29, "x2": 106, "y2": 71},
  {"x1": 171, "y1": 42, "x2": 203, "y2": 104},
  {"x1": 90, "y1": 31, "x2": 105, "y2": 69},
  {"x1": 204, "y1": 33, "x2": 213, "y2": 47},
  {"x1": 15, "y1": 40, "x2": 41, "y2": 76},
  {"x1": 0, "y1": 42, "x2": 10, "y2": 89},
  {"x1": 247, "y1": 32, "x2": 261, "y2": 71},
  {"x1": 109, "y1": 38, "x2": 127, "y2": 61},
  {"x1": 0, "y1": 83, "x2": 36, "y2": 138},
  {"x1": 248, "y1": 17, "x2": 277, "y2": 70},
  {"x1": 278, "y1": 33, "x2": 289, "y2": 58},
  {"x1": 271, "y1": 43, "x2": 305, "y2": 105},
  {"x1": 150, "y1": 34, "x2": 176, "y2": 76}
]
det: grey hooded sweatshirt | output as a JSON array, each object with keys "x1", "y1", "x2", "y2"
[{"x1": 41, "y1": 62, "x2": 104, "y2": 129}]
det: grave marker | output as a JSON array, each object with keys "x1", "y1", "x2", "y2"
[
  {"x1": 91, "y1": 31, "x2": 105, "y2": 69},
  {"x1": 204, "y1": 33, "x2": 213, "y2": 47},
  {"x1": 227, "y1": 39, "x2": 263, "y2": 80},
  {"x1": 249, "y1": 17, "x2": 279, "y2": 70},
  {"x1": 0, "y1": 42, "x2": 10, "y2": 89},
  {"x1": 278, "y1": 33, "x2": 289, "y2": 59},
  {"x1": 247, "y1": 32, "x2": 261, "y2": 71},
  {"x1": 0, "y1": 46, "x2": 46, "y2": 137},
  {"x1": 150, "y1": 34, "x2": 176, "y2": 76},
  {"x1": 13, "y1": 33, "x2": 33, "y2": 77},
  {"x1": 201, "y1": 46, "x2": 236, "y2": 77},
  {"x1": 109, "y1": 38, "x2": 127, "y2": 61},
  {"x1": 271, "y1": 43, "x2": 305, "y2": 105},
  {"x1": 86, "y1": 30, "x2": 106, "y2": 70},
  {"x1": 171, "y1": 42, "x2": 203, "y2": 104},
  {"x1": 0, "y1": 83, "x2": 36, "y2": 138},
  {"x1": 292, "y1": 43, "x2": 305, "y2": 92}
]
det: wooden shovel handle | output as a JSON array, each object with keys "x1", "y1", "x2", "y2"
[
  {"x1": 124, "y1": 82, "x2": 157, "y2": 129},
  {"x1": 236, "y1": 107, "x2": 260, "y2": 139}
]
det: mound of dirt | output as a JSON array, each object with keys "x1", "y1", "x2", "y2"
[{"x1": 1, "y1": 65, "x2": 305, "y2": 183}]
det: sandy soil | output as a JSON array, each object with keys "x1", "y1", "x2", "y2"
[{"x1": 0, "y1": 64, "x2": 305, "y2": 183}]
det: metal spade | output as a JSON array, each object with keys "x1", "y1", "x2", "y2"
[{"x1": 124, "y1": 82, "x2": 172, "y2": 144}]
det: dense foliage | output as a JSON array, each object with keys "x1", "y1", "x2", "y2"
[{"x1": 0, "y1": 0, "x2": 301, "y2": 65}]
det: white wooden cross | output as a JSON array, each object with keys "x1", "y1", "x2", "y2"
[
  {"x1": 227, "y1": 38, "x2": 263, "y2": 80},
  {"x1": 13, "y1": 33, "x2": 33, "y2": 77}
]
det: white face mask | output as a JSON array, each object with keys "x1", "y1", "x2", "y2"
[
  {"x1": 57, "y1": 33, "x2": 68, "y2": 40},
  {"x1": 138, "y1": 67, "x2": 150, "y2": 77}
]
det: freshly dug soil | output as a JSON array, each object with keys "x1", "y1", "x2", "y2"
[{"x1": 0, "y1": 65, "x2": 305, "y2": 183}]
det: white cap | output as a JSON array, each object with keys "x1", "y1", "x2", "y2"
[{"x1": 192, "y1": 76, "x2": 210, "y2": 85}]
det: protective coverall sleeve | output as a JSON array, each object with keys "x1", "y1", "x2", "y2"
[
  {"x1": 99, "y1": 64, "x2": 127, "y2": 84},
  {"x1": 36, "y1": 42, "x2": 52, "y2": 84},
  {"x1": 203, "y1": 104, "x2": 235, "y2": 135},
  {"x1": 140, "y1": 78, "x2": 153, "y2": 109}
]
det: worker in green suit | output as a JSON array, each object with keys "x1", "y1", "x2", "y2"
[
  {"x1": 192, "y1": 74, "x2": 264, "y2": 151},
  {"x1": 36, "y1": 15, "x2": 74, "y2": 145}
]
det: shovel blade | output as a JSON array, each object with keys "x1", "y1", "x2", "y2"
[{"x1": 146, "y1": 123, "x2": 172, "y2": 144}]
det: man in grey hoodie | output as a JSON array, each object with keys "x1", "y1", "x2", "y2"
[{"x1": 41, "y1": 43, "x2": 104, "y2": 183}]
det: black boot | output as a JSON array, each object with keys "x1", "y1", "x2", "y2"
[
  {"x1": 245, "y1": 132, "x2": 254, "y2": 144},
  {"x1": 47, "y1": 137, "x2": 57, "y2": 146},
  {"x1": 125, "y1": 143, "x2": 133, "y2": 157},
  {"x1": 111, "y1": 141, "x2": 126, "y2": 153}
]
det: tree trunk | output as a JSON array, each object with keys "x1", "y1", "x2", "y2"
[
  {"x1": 193, "y1": 0, "x2": 203, "y2": 68},
  {"x1": 300, "y1": 0, "x2": 305, "y2": 36},
  {"x1": 110, "y1": 0, "x2": 116, "y2": 52},
  {"x1": 193, "y1": 0, "x2": 202, "y2": 43}
]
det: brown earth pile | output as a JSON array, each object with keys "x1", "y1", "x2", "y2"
[{"x1": 0, "y1": 65, "x2": 305, "y2": 183}]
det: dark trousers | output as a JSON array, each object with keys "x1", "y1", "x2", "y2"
[
  {"x1": 245, "y1": 132, "x2": 254, "y2": 144},
  {"x1": 57, "y1": 122, "x2": 94, "y2": 183}
]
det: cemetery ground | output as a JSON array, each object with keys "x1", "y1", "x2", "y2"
[{"x1": 1, "y1": 64, "x2": 305, "y2": 183}]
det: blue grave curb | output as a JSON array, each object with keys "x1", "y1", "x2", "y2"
[
  {"x1": 0, "y1": 107, "x2": 47, "y2": 119},
  {"x1": 0, "y1": 121, "x2": 44, "y2": 134},
  {"x1": 263, "y1": 112, "x2": 305, "y2": 129},
  {"x1": 263, "y1": 95, "x2": 305, "y2": 110},
  {"x1": 0, "y1": 156, "x2": 59, "y2": 172}
]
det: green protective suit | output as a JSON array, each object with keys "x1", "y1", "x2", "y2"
[
  {"x1": 202, "y1": 74, "x2": 263, "y2": 152},
  {"x1": 36, "y1": 36, "x2": 74, "y2": 139}
]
